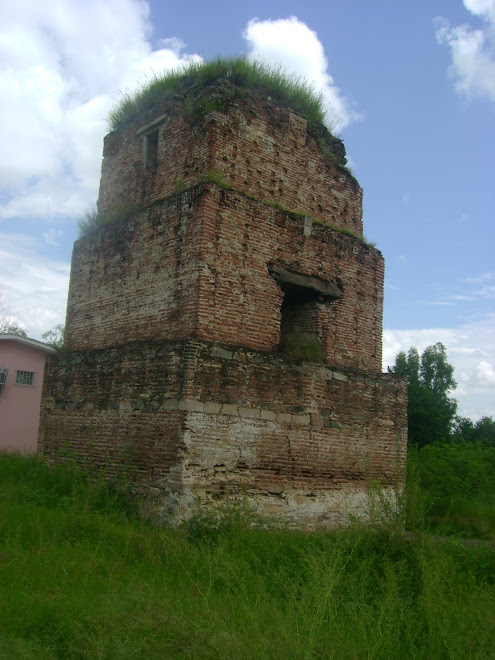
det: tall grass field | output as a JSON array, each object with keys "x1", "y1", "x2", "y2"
[{"x1": 1, "y1": 450, "x2": 494, "y2": 659}]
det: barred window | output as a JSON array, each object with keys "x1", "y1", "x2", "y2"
[{"x1": 16, "y1": 370, "x2": 34, "y2": 386}]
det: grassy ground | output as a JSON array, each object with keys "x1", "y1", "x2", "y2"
[{"x1": 1, "y1": 453, "x2": 494, "y2": 659}]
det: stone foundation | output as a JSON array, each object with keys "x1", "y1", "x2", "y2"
[{"x1": 40, "y1": 340, "x2": 407, "y2": 527}]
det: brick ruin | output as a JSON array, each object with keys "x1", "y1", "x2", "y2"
[{"x1": 39, "y1": 82, "x2": 407, "y2": 528}]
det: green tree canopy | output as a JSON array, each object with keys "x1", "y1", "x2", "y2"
[
  {"x1": 390, "y1": 342, "x2": 458, "y2": 447},
  {"x1": 453, "y1": 416, "x2": 495, "y2": 446}
]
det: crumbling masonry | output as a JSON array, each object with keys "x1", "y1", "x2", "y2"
[{"x1": 39, "y1": 83, "x2": 407, "y2": 528}]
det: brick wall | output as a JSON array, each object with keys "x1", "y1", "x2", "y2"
[
  {"x1": 40, "y1": 83, "x2": 407, "y2": 528},
  {"x1": 41, "y1": 340, "x2": 407, "y2": 527},
  {"x1": 98, "y1": 87, "x2": 363, "y2": 236},
  {"x1": 67, "y1": 184, "x2": 383, "y2": 371}
]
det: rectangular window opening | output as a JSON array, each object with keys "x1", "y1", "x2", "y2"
[
  {"x1": 0, "y1": 367, "x2": 8, "y2": 385},
  {"x1": 16, "y1": 370, "x2": 34, "y2": 386},
  {"x1": 278, "y1": 284, "x2": 324, "y2": 361},
  {"x1": 268, "y1": 264, "x2": 342, "y2": 362},
  {"x1": 142, "y1": 129, "x2": 159, "y2": 170}
]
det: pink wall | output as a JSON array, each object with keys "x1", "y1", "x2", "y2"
[{"x1": 0, "y1": 338, "x2": 52, "y2": 453}]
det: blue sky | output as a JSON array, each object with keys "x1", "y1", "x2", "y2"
[{"x1": 0, "y1": 0, "x2": 494, "y2": 419}]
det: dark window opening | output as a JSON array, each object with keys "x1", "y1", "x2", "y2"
[
  {"x1": 0, "y1": 367, "x2": 8, "y2": 386},
  {"x1": 268, "y1": 264, "x2": 342, "y2": 362},
  {"x1": 143, "y1": 129, "x2": 159, "y2": 170},
  {"x1": 278, "y1": 283, "x2": 323, "y2": 358}
]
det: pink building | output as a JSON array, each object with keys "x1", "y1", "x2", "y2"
[{"x1": 0, "y1": 334, "x2": 56, "y2": 453}]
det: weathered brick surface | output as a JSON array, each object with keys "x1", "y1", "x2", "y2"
[
  {"x1": 40, "y1": 85, "x2": 407, "y2": 528},
  {"x1": 41, "y1": 340, "x2": 407, "y2": 527},
  {"x1": 98, "y1": 87, "x2": 363, "y2": 236},
  {"x1": 67, "y1": 185, "x2": 383, "y2": 370},
  {"x1": 66, "y1": 189, "x2": 204, "y2": 350}
]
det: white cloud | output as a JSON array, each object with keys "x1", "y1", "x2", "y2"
[
  {"x1": 435, "y1": 0, "x2": 495, "y2": 102},
  {"x1": 383, "y1": 314, "x2": 495, "y2": 420},
  {"x1": 0, "y1": 0, "x2": 201, "y2": 223},
  {"x1": 465, "y1": 0, "x2": 495, "y2": 23},
  {"x1": 243, "y1": 16, "x2": 359, "y2": 131},
  {"x1": 476, "y1": 360, "x2": 495, "y2": 384},
  {"x1": 420, "y1": 272, "x2": 495, "y2": 306},
  {"x1": 466, "y1": 272, "x2": 495, "y2": 284},
  {"x1": 42, "y1": 228, "x2": 64, "y2": 247},
  {"x1": 0, "y1": 6, "x2": 356, "y2": 226},
  {"x1": 0, "y1": 232, "x2": 70, "y2": 339}
]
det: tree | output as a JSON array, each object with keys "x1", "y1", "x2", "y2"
[
  {"x1": 390, "y1": 342, "x2": 458, "y2": 447},
  {"x1": 453, "y1": 416, "x2": 495, "y2": 446},
  {"x1": 0, "y1": 320, "x2": 28, "y2": 337},
  {"x1": 42, "y1": 324, "x2": 65, "y2": 350}
]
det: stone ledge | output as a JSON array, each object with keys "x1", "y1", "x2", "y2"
[{"x1": 158, "y1": 399, "x2": 314, "y2": 425}]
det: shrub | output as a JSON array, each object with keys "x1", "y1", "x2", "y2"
[{"x1": 410, "y1": 442, "x2": 495, "y2": 538}]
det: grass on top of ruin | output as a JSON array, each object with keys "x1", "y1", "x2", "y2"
[
  {"x1": 108, "y1": 56, "x2": 327, "y2": 131},
  {"x1": 1, "y1": 450, "x2": 494, "y2": 659}
]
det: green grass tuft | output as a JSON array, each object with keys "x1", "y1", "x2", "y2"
[
  {"x1": 280, "y1": 336, "x2": 325, "y2": 363},
  {"x1": 108, "y1": 56, "x2": 326, "y2": 131},
  {"x1": 77, "y1": 202, "x2": 141, "y2": 237}
]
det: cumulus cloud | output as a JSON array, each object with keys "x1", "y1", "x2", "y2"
[
  {"x1": 383, "y1": 314, "x2": 495, "y2": 419},
  {"x1": 0, "y1": 233, "x2": 70, "y2": 338},
  {"x1": 435, "y1": 0, "x2": 495, "y2": 101},
  {"x1": 243, "y1": 16, "x2": 359, "y2": 131},
  {"x1": 0, "y1": 0, "x2": 201, "y2": 223},
  {"x1": 476, "y1": 360, "x2": 495, "y2": 384},
  {"x1": 0, "y1": 6, "x2": 357, "y2": 225}
]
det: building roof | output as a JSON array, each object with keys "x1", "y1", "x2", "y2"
[{"x1": 0, "y1": 334, "x2": 57, "y2": 354}]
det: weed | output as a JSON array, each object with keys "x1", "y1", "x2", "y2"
[
  {"x1": 280, "y1": 335, "x2": 325, "y2": 362},
  {"x1": 108, "y1": 56, "x2": 327, "y2": 131},
  {"x1": 77, "y1": 201, "x2": 141, "y2": 237},
  {"x1": 199, "y1": 170, "x2": 233, "y2": 191},
  {"x1": 172, "y1": 176, "x2": 187, "y2": 194},
  {"x1": 317, "y1": 136, "x2": 349, "y2": 170},
  {"x1": 183, "y1": 492, "x2": 260, "y2": 545},
  {"x1": 312, "y1": 217, "x2": 377, "y2": 247},
  {"x1": 182, "y1": 84, "x2": 240, "y2": 120},
  {"x1": 262, "y1": 199, "x2": 307, "y2": 218},
  {"x1": 363, "y1": 234, "x2": 377, "y2": 247}
]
